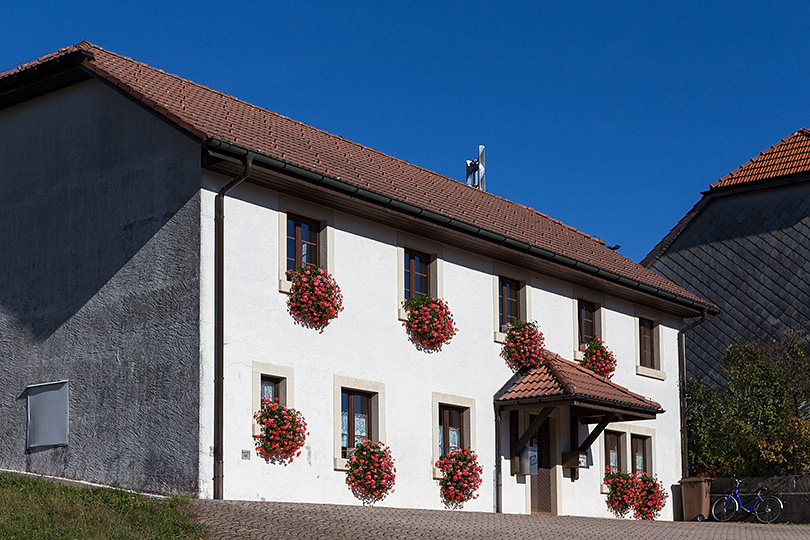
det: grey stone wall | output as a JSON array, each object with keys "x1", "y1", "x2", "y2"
[
  {"x1": 0, "y1": 80, "x2": 202, "y2": 495},
  {"x1": 648, "y1": 180, "x2": 810, "y2": 386}
]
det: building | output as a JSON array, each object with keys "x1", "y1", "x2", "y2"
[
  {"x1": 643, "y1": 129, "x2": 810, "y2": 387},
  {"x1": 0, "y1": 42, "x2": 714, "y2": 518}
]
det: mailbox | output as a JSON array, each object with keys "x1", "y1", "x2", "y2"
[{"x1": 562, "y1": 451, "x2": 588, "y2": 468}]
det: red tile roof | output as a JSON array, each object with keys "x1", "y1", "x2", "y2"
[
  {"x1": 712, "y1": 128, "x2": 810, "y2": 189},
  {"x1": 498, "y1": 352, "x2": 661, "y2": 412},
  {"x1": 0, "y1": 42, "x2": 714, "y2": 311}
]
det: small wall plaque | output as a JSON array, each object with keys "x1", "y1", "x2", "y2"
[{"x1": 241, "y1": 450, "x2": 251, "y2": 460}]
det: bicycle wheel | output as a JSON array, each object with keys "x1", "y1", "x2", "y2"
[
  {"x1": 753, "y1": 495, "x2": 783, "y2": 523},
  {"x1": 711, "y1": 495, "x2": 738, "y2": 522}
]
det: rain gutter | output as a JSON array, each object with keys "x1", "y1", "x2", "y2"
[
  {"x1": 678, "y1": 308, "x2": 709, "y2": 477},
  {"x1": 203, "y1": 138, "x2": 716, "y2": 317}
]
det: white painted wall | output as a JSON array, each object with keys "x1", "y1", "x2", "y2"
[{"x1": 198, "y1": 171, "x2": 684, "y2": 519}]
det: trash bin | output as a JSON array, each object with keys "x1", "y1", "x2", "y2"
[{"x1": 679, "y1": 477, "x2": 712, "y2": 521}]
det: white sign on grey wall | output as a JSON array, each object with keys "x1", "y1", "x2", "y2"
[{"x1": 26, "y1": 380, "x2": 69, "y2": 449}]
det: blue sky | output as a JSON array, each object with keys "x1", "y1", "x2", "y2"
[{"x1": 4, "y1": 1, "x2": 809, "y2": 261}]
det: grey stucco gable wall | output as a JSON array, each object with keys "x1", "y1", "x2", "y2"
[
  {"x1": 647, "y1": 180, "x2": 810, "y2": 386},
  {"x1": 0, "y1": 79, "x2": 202, "y2": 494}
]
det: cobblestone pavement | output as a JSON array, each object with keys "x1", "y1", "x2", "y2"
[{"x1": 185, "y1": 500, "x2": 809, "y2": 540}]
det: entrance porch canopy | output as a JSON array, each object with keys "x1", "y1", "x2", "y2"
[{"x1": 494, "y1": 352, "x2": 664, "y2": 476}]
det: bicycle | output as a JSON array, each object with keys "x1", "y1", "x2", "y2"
[{"x1": 711, "y1": 478, "x2": 783, "y2": 523}]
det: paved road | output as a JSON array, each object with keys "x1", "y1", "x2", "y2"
[{"x1": 185, "y1": 500, "x2": 809, "y2": 540}]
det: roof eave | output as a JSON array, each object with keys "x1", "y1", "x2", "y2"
[
  {"x1": 204, "y1": 137, "x2": 716, "y2": 316},
  {"x1": 0, "y1": 49, "x2": 95, "y2": 111}
]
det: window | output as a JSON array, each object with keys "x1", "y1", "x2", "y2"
[
  {"x1": 286, "y1": 213, "x2": 320, "y2": 272},
  {"x1": 604, "y1": 431, "x2": 622, "y2": 473},
  {"x1": 341, "y1": 389, "x2": 373, "y2": 458},
  {"x1": 578, "y1": 299, "x2": 597, "y2": 345},
  {"x1": 260, "y1": 375, "x2": 281, "y2": 404},
  {"x1": 251, "y1": 363, "x2": 293, "y2": 435},
  {"x1": 438, "y1": 405, "x2": 466, "y2": 456},
  {"x1": 404, "y1": 248, "x2": 430, "y2": 300},
  {"x1": 631, "y1": 435, "x2": 650, "y2": 474},
  {"x1": 639, "y1": 317, "x2": 656, "y2": 369},
  {"x1": 498, "y1": 276, "x2": 521, "y2": 329}
]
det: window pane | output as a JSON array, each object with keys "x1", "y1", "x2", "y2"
[
  {"x1": 579, "y1": 300, "x2": 596, "y2": 343},
  {"x1": 260, "y1": 379, "x2": 276, "y2": 401},
  {"x1": 286, "y1": 238, "x2": 296, "y2": 271},
  {"x1": 499, "y1": 277, "x2": 520, "y2": 326},
  {"x1": 449, "y1": 427, "x2": 461, "y2": 450},
  {"x1": 438, "y1": 428, "x2": 444, "y2": 455},
  {"x1": 355, "y1": 395, "x2": 369, "y2": 439},
  {"x1": 405, "y1": 249, "x2": 430, "y2": 299}
]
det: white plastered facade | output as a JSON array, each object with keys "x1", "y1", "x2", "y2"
[{"x1": 197, "y1": 171, "x2": 683, "y2": 519}]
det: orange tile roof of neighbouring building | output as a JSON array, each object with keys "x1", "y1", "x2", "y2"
[{"x1": 712, "y1": 128, "x2": 810, "y2": 189}]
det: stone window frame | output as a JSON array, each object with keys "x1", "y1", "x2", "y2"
[
  {"x1": 634, "y1": 306, "x2": 666, "y2": 380},
  {"x1": 251, "y1": 362, "x2": 294, "y2": 436},
  {"x1": 600, "y1": 423, "x2": 656, "y2": 493},
  {"x1": 277, "y1": 196, "x2": 334, "y2": 294},
  {"x1": 492, "y1": 262, "x2": 531, "y2": 343},
  {"x1": 396, "y1": 232, "x2": 443, "y2": 320},
  {"x1": 572, "y1": 288, "x2": 605, "y2": 360},
  {"x1": 333, "y1": 375, "x2": 386, "y2": 471},
  {"x1": 431, "y1": 392, "x2": 476, "y2": 478}
]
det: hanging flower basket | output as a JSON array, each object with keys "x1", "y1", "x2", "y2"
[
  {"x1": 580, "y1": 337, "x2": 617, "y2": 379},
  {"x1": 500, "y1": 319, "x2": 546, "y2": 372},
  {"x1": 286, "y1": 266, "x2": 344, "y2": 333},
  {"x1": 345, "y1": 439, "x2": 396, "y2": 505},
  {"x1": 604, "y1": 469, "x2": 636, "y2": 518},
  {"x1": 253, "y1": 397, "x2": 308, "y2": 465},
  {"x1": 632, "y1": 473, "x2": 668, "y2": 520},
  {"x1": 435, "y1": 447, "x2": 484, "y2": 509},
  {"x1": 401, "y1": 296, "x2": 458, "y2": 353}
]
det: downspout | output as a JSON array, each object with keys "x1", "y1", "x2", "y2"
[
  {"x1": 213, "y1": 153, "x2": 254, "y2": 500},
  {"x1": 678, "y1": 308, "x2": 708, "y2": 478},
  {"x1": 494, "y1": 402, "x2": 502, "y2": 513}
]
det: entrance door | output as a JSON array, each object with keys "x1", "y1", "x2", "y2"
[{"x1": 530, "y1": 416, "x2": 552, "y2": 514}]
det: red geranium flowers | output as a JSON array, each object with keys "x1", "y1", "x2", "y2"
[
  {"x1": 402, "y1": 296, "x2": 458, "y2": 352},
  {"x1": 253, "y1": 397, "x2": 308, "y2": 465},
  {"x1": 286, "y1": 266, "x2": 344, "y2": 333},
  {"x1": 435, "y1": 447, "x2": 483, "y2": 509},
  {"x1": 345, "y1": 440, "x2": 396, "y2": 505},
  {"x1": 604, "y1": 468, "x2": 668, "y2": 520},
  {"x1": 580, "y1": 337, "x2": 617, "y2": 379},
  {"x1": 500, "y1": 320, "x2": 546, "y2": 372}
]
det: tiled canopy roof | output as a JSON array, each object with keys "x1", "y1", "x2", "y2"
[
  {"x1": 497, "y1": 352, "x2": 662, "y2": 413},
  {"x1": 712, "y1": 128, "x2": 810, "y2": 189},
  {"x1": 0, "y1": 42, "x2": 713, "y2": 311}
]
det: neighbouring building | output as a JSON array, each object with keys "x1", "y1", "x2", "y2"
[
  {"x1": 0, "y1": 42, "x2": 715, "y2": 519},
  {"x1": 644, "y1": 129, "x2": 810, "y2": 387}
]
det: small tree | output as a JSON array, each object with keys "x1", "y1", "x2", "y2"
[{"x1": 685, "y1": 332, "x2": 810, "y2": 476}]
